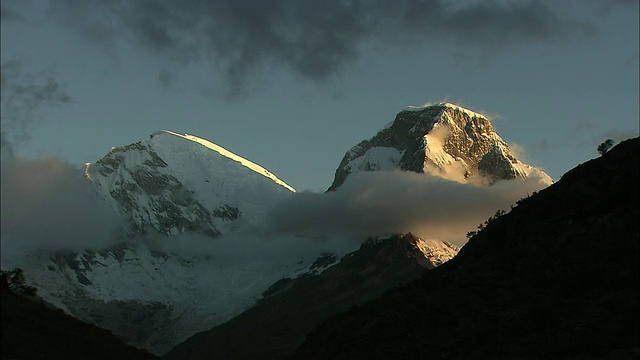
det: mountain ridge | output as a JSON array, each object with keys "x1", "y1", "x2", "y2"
[{"x1": 157, "y1": 130, "x2": 295, "y2": 192}]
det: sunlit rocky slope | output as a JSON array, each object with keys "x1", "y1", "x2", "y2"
[{"x1": 330, "y1": 102, "x2": 552, "y2": 190}]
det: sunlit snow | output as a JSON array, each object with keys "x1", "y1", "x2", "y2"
[
  {"x1": 404, "y1": 102, "x2": 484, "y2": 119},
  {"x1": 161, "y1": 130, "x2": 295, "y2": 192}
]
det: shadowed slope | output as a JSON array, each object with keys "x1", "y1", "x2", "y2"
[
  {"x1": 165, "y1": 234, "x2": 457, "y2": 359},
  {"x1": 0, "y1": 275, "x2": 158, "y2": 360}
]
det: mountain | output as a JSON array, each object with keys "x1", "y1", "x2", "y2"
[
  {"x1": 165, "y1": 234, "x2": 458, "y2": 360},
  {"x1": 294, "y1": 138, "x2": 640, "y2": 359},
  {"x1": 329, "y1": 102, "x2": 552, "y2": 190},
  {"x1": 3, "y1": 131, "x2": 327, "y2": 356},
  {"x1": 1, "y1": 271, "x2": 157, "y2": 360},
  {"x1": 4, "y1": 103, "x2": 556, "y2": 357},
  {"x1": 87, "y1": 130, "x2": 295, "y2": 236}
]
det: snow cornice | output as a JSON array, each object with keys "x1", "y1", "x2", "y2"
[
  {"x1": 159, "y1": 130, "x2": 296, "y2": 192},
  {"x1": 403, "y1": 102, "x2": 486, "y2": 119}
]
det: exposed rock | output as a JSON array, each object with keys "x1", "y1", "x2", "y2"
[{"x1": 329, "y1": 103, "x2": 552, "y2": 190}]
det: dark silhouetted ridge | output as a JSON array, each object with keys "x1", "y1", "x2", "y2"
[{"x1": 1, "y1": 276, "x2": 158, "y2": 360}]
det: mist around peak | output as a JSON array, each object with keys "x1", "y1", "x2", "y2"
[
  {"x1": 0, "y1": 154, "x2": 550, "y2": 270},
  {"x1": 0, "y1": 156, "x2": 125, "y2": 261},
  {"x1": 266, "y1": 169, "x2": 551, "y2": 247}
]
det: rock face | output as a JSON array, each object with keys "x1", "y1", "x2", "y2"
[
  {"x1": 329, "y1": 103, "x2": 552, "y2": 190},
  {"x1": 295, "y1": 138, "x2": 640, "y2": 359},
  {"x1": 165, "y1": 233, "x2": 458, "y2": 360}
]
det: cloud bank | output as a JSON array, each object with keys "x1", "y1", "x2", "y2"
[
  {"x1": 266, "y1": 170, "x2": 551, "y2": 246},
  {"x1": 0, "y1": 157, "x2": 124, "y2": 258},
  {"x1": 1, "y1": 60, "x2": 72, "y2": 159},
  {"x1": 0, "y1": 158, "x2": 550, "y2": 264}
]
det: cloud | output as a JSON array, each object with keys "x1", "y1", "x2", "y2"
[
  {"x1": 0, "y1": 60, "x2": 86, "y2": 258},
  {"x1": 0, "y1": 155, "x2": 350, "y2": 266},
  {"x1": 528, "y1": 139, "x2": 557, "y2": 153},
  {"x1": 1, "y1": 60, "x2": 72, "y2": 159},
  {"x1": 265, "y1": 170, "x2": 550, "y2": 246},
  {"x1": 45, "y1": 0, "x2": 606, "y2": 95},
  {"x1": 570, "y1": 118, "x2": 597, "y2": 138},
  {"x1": 0, "y1": 157, "x2": 124, "y2": 257},
  {"x1": 508, "y1": 142, "x2": 529, "y2": 162}
]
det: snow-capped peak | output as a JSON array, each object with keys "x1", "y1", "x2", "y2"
[
  {"x1": 86, "y1": 130, "x2": 296, "y2": 236},
  {"x1": 15, "y1": 130, "x2": 307, "y2": 354},
  {"x1": 158, "y1": 130, "x2": 295, "y2": 193}
]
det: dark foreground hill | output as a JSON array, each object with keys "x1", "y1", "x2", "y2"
[
  {"x1": 294, "y1": 138, "x2": 640, "y2": 360},
  {"x1": 0, "y1": 273, "x2": 157, "y2": 360}
]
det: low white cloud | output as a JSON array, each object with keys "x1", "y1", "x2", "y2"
[
  {"x1": 0, "y1": 156, "x2": 551, "y2": 264},
  {"x1": 508, "y1": 142, "x2": 528, "y2": 162},
  {"x1": 266, "y1": 170, "x2": 550, "y2": 246},
  {"x1": 1, "y1": 157, "x2": 124, "y2": 258}
]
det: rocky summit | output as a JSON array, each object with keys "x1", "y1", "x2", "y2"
[{"x1": 329, "y1": 103, "x2": 552, "y2": 190}]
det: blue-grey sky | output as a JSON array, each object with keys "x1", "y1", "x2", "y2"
[{"x1": 1, "y1": 0, "x2": 638, "y2": 191}]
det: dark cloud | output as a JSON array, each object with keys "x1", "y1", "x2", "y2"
[
  {"x1": 47, "y1": 0, "x2": 605, "y2": 95},
  {"x1": 528, "y1": 139, "x2": 557, "y2": 153},
  {"x1": 0, "y1": 157, "x2": 124, "y2": 257},
  {"x1": 570, "y1": 118, "x2": 597, "y2": 138},
  {"x1": 266, "y1": 171, "x2": 550, "y2": 246},
  {"x1": 1, "y1": 60, "x2": 72, "y2": 158}
]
